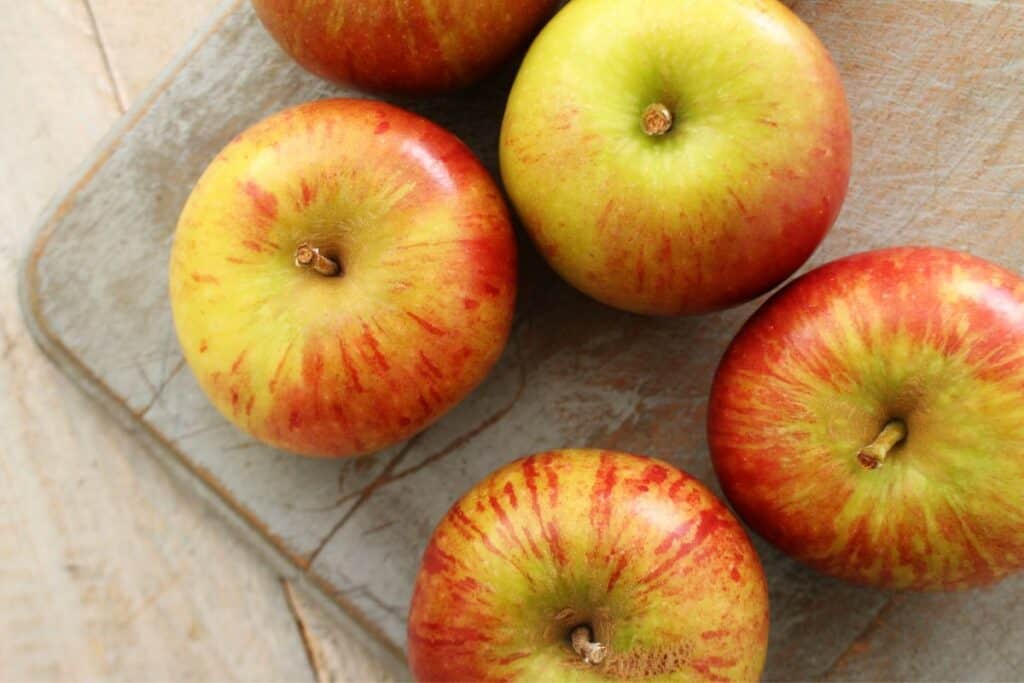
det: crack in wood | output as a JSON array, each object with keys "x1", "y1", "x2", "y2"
[
  {"x1": 361, "y1": 520, "x2": 396, "y2": 537},
  {"x1": 305, "y1": 435, "x2": 424, "y2": 567},
  {"x1": 119, "y1": 571, "x2": 185, "y2": 625},
  {"x1": 285, "y1": 336, "x2": 530, "y2": 518},
  {"x1": 820, "y1": 595, "x2": 901, "y2": 679},
  {"x1": 171, "y1": 419, "x2": 232, "y2": 442},
  {"x1": 135, "y1": 365, "x2": 157, "y2": 394},
  {"x1": 81, "y1": 0, "x2": 128, "y2": 113},
  {"x1": 338, "y1": 583, "x2": 405, "y2": 624},
  {"x1": 388, "y1": 368, "x2": 527, "y2": 485},
  {"x1": 305, "y1": 342, "x2": 530, "y2": 549},
  {"x1": 281, "y1": 579, "x2": 323, "y2": 683},
  {"x1": 391, "y1": 343, "x2": 528, "y2": 485},
  {"x1": 1, "y1": 318, "x2": 15, "y2": 360},
  {"x1": 136, "y1": 357, "x2": 187, "y2": 418}
]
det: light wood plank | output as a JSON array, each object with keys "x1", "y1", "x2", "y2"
[
  {"x1": 86, "y1": 0, "x2": 225, "y2": 104},
  {"x1": 284, "y1": 580, "x2": 397, "y2": 683},
  {"x1": 0, "y1": 1, "x2": 338, "y2": 680},
  {"x1": 0, "y1": 0, "x2": 121, "y2": 227}
]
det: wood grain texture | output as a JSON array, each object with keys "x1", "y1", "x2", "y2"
[
  {"x1": 87, "y1": 0, "x2": 224, "y2": 105},
  {"x1": 1, "y1": 0, "x2": 386, "y2": 679},
  {"x1": 823, "y1": 574, "x2": 1024, "y2": 680},
  {"x1": 284, "y1": 579, "x2": 397, "y2": 683},
  {"x1": 19, "y1": 0, "x2": 1024, "y2": 681},
  {"x1": 0, "y1": 0, "x2": 122, "y2": 228}
]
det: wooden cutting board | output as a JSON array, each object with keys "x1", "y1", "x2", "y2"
[{"x1": 20, "y1": 0, "x2": 1024, "y2": 679}]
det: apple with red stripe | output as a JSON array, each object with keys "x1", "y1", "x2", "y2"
[
  {"x1": 709, "y1": 247, "x2": 1024, "y2": 589},
  {"x1": 251, "y1": 0, "x2": 559, "y2": 93},
  {"x1": 408, "y1": 450, "x2": 769, "y2": 681},
  {"x1": 169, "y1": 99, "x2": 516, "y2": 458},
  {"x1": 500, "y1": 0, "x2": 851, "y2": 315}
]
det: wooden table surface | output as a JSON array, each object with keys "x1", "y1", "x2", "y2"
[
  {"x1": 5, "y1": 1, "x2": 1024, "y2": 682},
  {"x1": 1, "y1": 1, "x2": 389, "y2": 680}
]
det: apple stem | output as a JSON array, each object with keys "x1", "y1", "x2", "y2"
[
  {"x1": 858, "y1": 419, "x2": 907, "y2": 470},
  {"x1": 642, "y1": 103, "x2": 673, "y2": 137},
  {"x1": 570, "y1": 625, "x2": 607, "y2": 666},
  {"x1": 295, "y1": 243, "x2": 341, "y2": 277}
]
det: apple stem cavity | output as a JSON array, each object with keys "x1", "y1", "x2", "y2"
[
  {"x1": 570, "y1": 625, "x2": 608, "y2": 666},
  {"x1": 857, "y1": 419, "x2": 908, "y2": 470},
  {"x1": 295, "y1": 243, "x2": 341, "y2": 277},
  {"x1": 642, "y1": 103, "x2": 673, "y2": 137}
]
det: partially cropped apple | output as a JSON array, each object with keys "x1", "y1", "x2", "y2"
[
  {"x1": 169, "y1": 99, "x2": 517, "y2": 458},
  {"x1": 709, "y1": 247, "x2": 1024, "y2": 590},
  {"x1": 408, "y1": 450, "x2": 769, "y2": 681},
  {"x1": 251, "y1": 0, "x2": 559, "y2": 93},
  {"x1": 500, "y1": 0, "x2": 851, "y2": 315}
]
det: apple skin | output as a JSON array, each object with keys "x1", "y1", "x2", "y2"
[
  {"x1": 169, "y1": 99, "x2": 517, "y2": 458},
  {"x1": 251, "y1": 0, "x2": 559, "y2": 94},
  {"x1": 709, "y1": 247, "x2": 1024, "y2": 590},
  {"x1": 407, "y1": 450, "x2": 769, "y2": 681},
  {"x1": 500, "y1": 0, "x2": 851, "y2": 316}
]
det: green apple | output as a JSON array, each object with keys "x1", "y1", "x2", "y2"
[{"x1": 500, "y1": 0, "x2": 852, "y2": 315}]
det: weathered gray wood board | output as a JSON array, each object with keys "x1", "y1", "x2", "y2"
[{"x1": 21, "y1": 0, "x2": 1023, "y2": 679}]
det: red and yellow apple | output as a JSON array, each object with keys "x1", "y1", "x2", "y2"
[
  {"x1": 709, "y1": 247, "x2": 1024, "y2": 590},
  {"x1": 169, "y1": 99, "x2": 517, "y2": 458},
  {"x1": 500, "y1": 0, "x2": 852, "y2": 315},
  {"x1": 251, "y1": 0, "x2": 559, "y2": 93},
  {"x1": 408, "y1": 450, "x2": 770, "y2": 681}
]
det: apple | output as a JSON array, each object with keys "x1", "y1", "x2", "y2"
[
  {"x1": 169, "y1": 98, "x2": 517, "y2": 458},
  {"x1": 709, "y1": 247, "x2": 1024, "y2": 590},
  {"x1": 499, "y1": 0, "x2": 852, "y2": 316},
  {"x1": 251, "y1": 0, "x2": 560, "y2": 93},
  {"x1": 408, "y1": 449, "x2": 770, "y2": 681}
]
